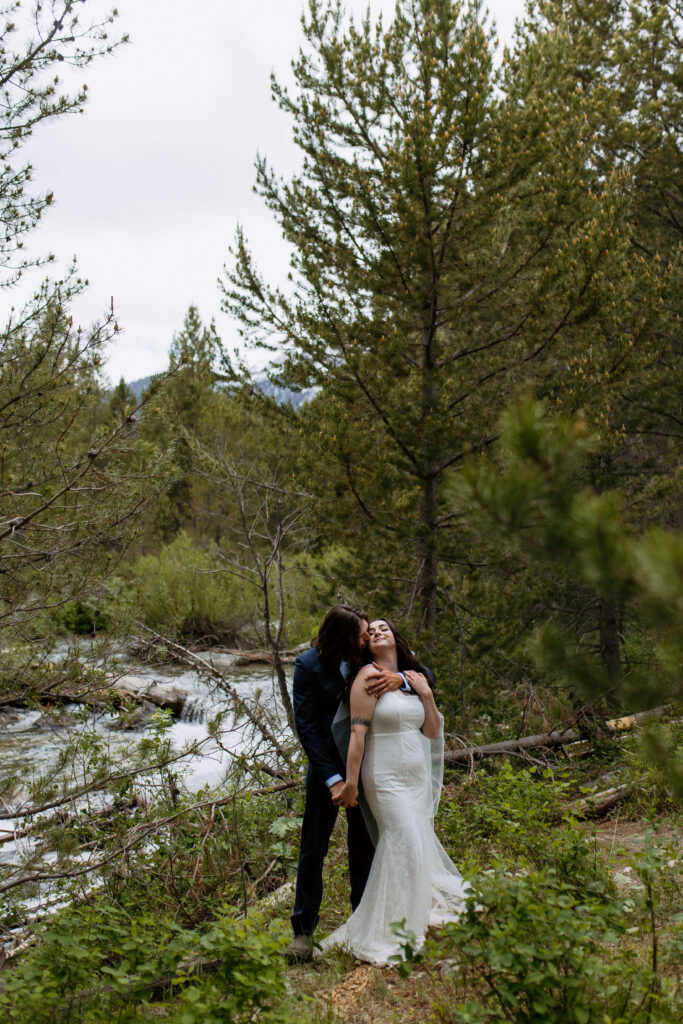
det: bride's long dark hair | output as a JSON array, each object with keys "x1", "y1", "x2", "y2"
[{"x1": 379, "y1": 619, "x2": 432, "y2": 682}]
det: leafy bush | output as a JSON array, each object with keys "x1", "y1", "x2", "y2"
[
  {"x1": 85, "y1": 777, "x2": 303, "y2": 927},
  {"x1": 438, "y1": 763, "x2": 612, "y2": 894},
  {"x1": 277, "y1": 545, "x2": 355, "y2": 647},
  {"x1": 622, "y1": 722, "x2": 683, "y2": 814},
  {"x1": 0, "y1": 904, "x2": 187, "y2": 1022},
  {"x1": 406, "y1": 869, "x2": 679, "y2": 1024},
  {"x1": 127, "y1": 532, "x2": 253, "y2": 641},
  {"x1": 0, "y1": 903, "x2": 297, "y2": 1024},
  {"x1": 170, "y1": 914, "x2": 296, "y2": 1024},
  {"x1": 54, "y1": 599, "x2": 106, "y2": 635}
]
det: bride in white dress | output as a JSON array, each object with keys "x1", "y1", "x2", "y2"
[{"x1": 321, "y1": 619, "x2": 468, "y2": 965}]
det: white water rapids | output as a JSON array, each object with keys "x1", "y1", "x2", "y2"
[{"x1": 0, "y1": 648, "x2": 293, "y2": 869}]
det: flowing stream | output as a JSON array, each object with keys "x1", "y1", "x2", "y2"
[{"x1": 0, "y1": 645, "x2": 292, "y2": 869}]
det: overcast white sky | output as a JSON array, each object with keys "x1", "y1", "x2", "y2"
[{"x1": 11, "y1": 0, "x2": 525, "y2": 384}]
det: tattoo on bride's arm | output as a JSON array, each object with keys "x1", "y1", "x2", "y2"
[{"x1": 350, "y1": 717, "x2": 372, "y2": 727}]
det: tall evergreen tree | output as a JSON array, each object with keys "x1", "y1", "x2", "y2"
[
  {"x1": 139, "y1": 306, "x2": 220, "y2": 541},
  {"x1": 501, "y1": 0, "x2": 681, "y2": 679},
  {"x1": 0, "y1": 3, "x2": 172, "y2": 682},
  {"x1": 223, "y1": 0, "x2": 655, "y2": 643},
  {"x1": 108, "y1": 377, "x2": 136, "y2": 420},
  {"x1": 0, "y1": 1, "x2": 124, "y2": 284}
]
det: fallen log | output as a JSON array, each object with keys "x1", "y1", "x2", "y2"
[
  {"x1": 2, "y1": 677, "x2": 192, "y2": 719},
  {"x1": 572, "y1": 784, "x2": 632, "y2": 818},
  {"x1": 444, "y1": 707, "x2": 667, "y2": 766},
  {"x1": 445, "y1": 728, "x2": 583, "y2": 765},
  {"x1": 221, "y1": 648, "x2": 296, "y2": 666}
]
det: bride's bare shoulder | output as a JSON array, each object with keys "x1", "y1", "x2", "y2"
[
  {"x1": 349, "y1": 665, "x2": 374, "y2": 694},
  {"x1": 351, "y1": 664, "x2": 374, "y2": 684},
  {"x1": 355, "y1": 664, "x2": 375, "y2": 677}
]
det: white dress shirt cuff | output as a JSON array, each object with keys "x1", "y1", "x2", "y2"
[{"x1": 326, "y1": 774, "x2": 343, "y2": 788}]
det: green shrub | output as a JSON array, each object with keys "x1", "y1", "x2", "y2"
[
  {"x1": 0, "y1": 904, "x2": 188, "y2": 1023},
  {"x1": 128, "y1": 532, "x2": 253, "y2": 641},
  {"x1": 404, "y1": 869, "x2": 679, "y2": 1024},
  {"x1": 0, "y1": 903, "x2": 298, "y2": 1024},
  {"x1": 438, "y1": 763, "x2": 611, "y2": 894},
  {"x1": 278, "y1": 545, "x2": 357, "y2": 647},
  {"x1": 622, "y1": 722, "x2": 683, "y2": 816},
  {"x1": 170, "y1": 914, "x2": 296, "y2": 1024},
  {"x1": 54, "y1": 599, "x2": 105, "y2": 635}
]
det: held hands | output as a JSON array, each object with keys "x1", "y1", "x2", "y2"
[
  {"x1": 328, "y1": 780, "x2": 344, "y2": 803},
  {"x1": 365, "y1": 663, "x2": 403, "y2": 698},
  {"x1": 331, "y1": 780, "x2": 359, "y2": 808}
]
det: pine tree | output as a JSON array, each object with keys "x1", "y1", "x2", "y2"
[
  {"x1": 0, "y1": 3, "x2": 170, "y2": 678},
  {"x1": 0, "y1": 1, "x2": 125, "y2": 284},
  {"x1": 138, "y1": 306, "x2": 221, "y2": 541},
  {"x1": 223, "y1": 0, "x2": 654, "y2": 642},
  {"x1": 459, "y1": 396, "x2": 682, "y2": 711},
  {"x1": 108, "y1": 377, "x2": 136, "y2": 420},
  {"x1": 499, "y1": 0, "x2": 681, "y2": 679}
]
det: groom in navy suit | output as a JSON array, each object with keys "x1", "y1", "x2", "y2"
[{"x1": 285, "y1": 604, "x2": 405, "y2": 961}]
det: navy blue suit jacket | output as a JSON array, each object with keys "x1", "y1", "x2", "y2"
[{"x1": 292, "y1": 646, "x2": 346, "y2": 785}]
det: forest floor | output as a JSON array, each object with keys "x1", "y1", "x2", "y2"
[
  {"x1": 289, "y1": 958, "x2": 445, "y2": 1024},
  {"x1": 283, "y1": 810, "x2": 681, "y2": 1024},
  {"x1": 3, "y1": 725, "x2": 680, "y2": 1024}
]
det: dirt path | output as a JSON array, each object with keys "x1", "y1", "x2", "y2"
[
  {"x1": 292, "y1": 961, "x2": 446, "y2": 1024},
  {"x1": 589, "y1": 818, "x2": 679, "y2": 862}
]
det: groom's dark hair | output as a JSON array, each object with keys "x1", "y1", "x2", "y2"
[{"x1": 313, "y1": 604, "x2": 367, "y2": 670}]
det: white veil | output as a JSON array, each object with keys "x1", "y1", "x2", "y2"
[{"x1": 421, "y1": 712, "x2": 445, "y2": 820}]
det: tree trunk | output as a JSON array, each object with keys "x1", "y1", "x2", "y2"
[
  {"x1": 418, "y1": 304, "x2": 438, "y2": 641},
  {"x1": 454, "y1": 603, "x2": 468, "y2": 727},
  {"x1": 272, "y1": 650, "x2": 295, "y2": 734},
  {"x1": 597, "y1": 597, "x2": 623, "y2": 679},
  {"x1": 262, "y1": 555, "x2": 296, "y2": 734},
  {"x1": 417, "y1": 472, "x2": 439, "y2": 639}
]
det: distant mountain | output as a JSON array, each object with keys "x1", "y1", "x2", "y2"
[
  {"x1": 127, "y1": 375, "x2": 154, "y2": 401},
  {"x1": 255, "y1": 376, "x2": 317, "y2": 408},
  {"x1": 123, "y1": 373, "x2": 316, "y2": 408}
]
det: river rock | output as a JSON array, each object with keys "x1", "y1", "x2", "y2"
[
  {"x1": 113, "y1": 674, "x2": 191, "y2": 717},
  {"x1": 0, "y1": 708, "x2": 45, "y2": 732},
  {"x1": 106, "y1": 698, "x2": 158, "y2": 730}
]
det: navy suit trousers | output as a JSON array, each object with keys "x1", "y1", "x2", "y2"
[{"x1": 291, "y1": 765, "x2": 375, "y2": 937}]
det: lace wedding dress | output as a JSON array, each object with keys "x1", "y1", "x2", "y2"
[{"x1": 321, "y1": 689, "x2": 468, "y2": 965}]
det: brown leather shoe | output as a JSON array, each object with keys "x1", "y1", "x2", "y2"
[{"x1": 284, "y1": 933, "x2": 313, "y2": 962}]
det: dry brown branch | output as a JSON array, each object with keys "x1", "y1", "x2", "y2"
[
  {"x1": 0, "y1": 769, "x2": 302, "y2": 897},
  {"x1": 0, "y1": 743, "x2": 211, "y2": 821}
]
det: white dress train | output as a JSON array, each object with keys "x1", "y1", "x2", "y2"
[{"x1": 320, "y1": 690, "x2": 468, "y2": 965}]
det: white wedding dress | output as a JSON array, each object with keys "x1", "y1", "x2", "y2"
[{"x1": 321, "y1": 689, "x2": 469, "y2": 965}]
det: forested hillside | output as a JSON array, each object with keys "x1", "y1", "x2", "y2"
[{"x1": 0, "y1": 2, "x2": 680, "y2": 1022}]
